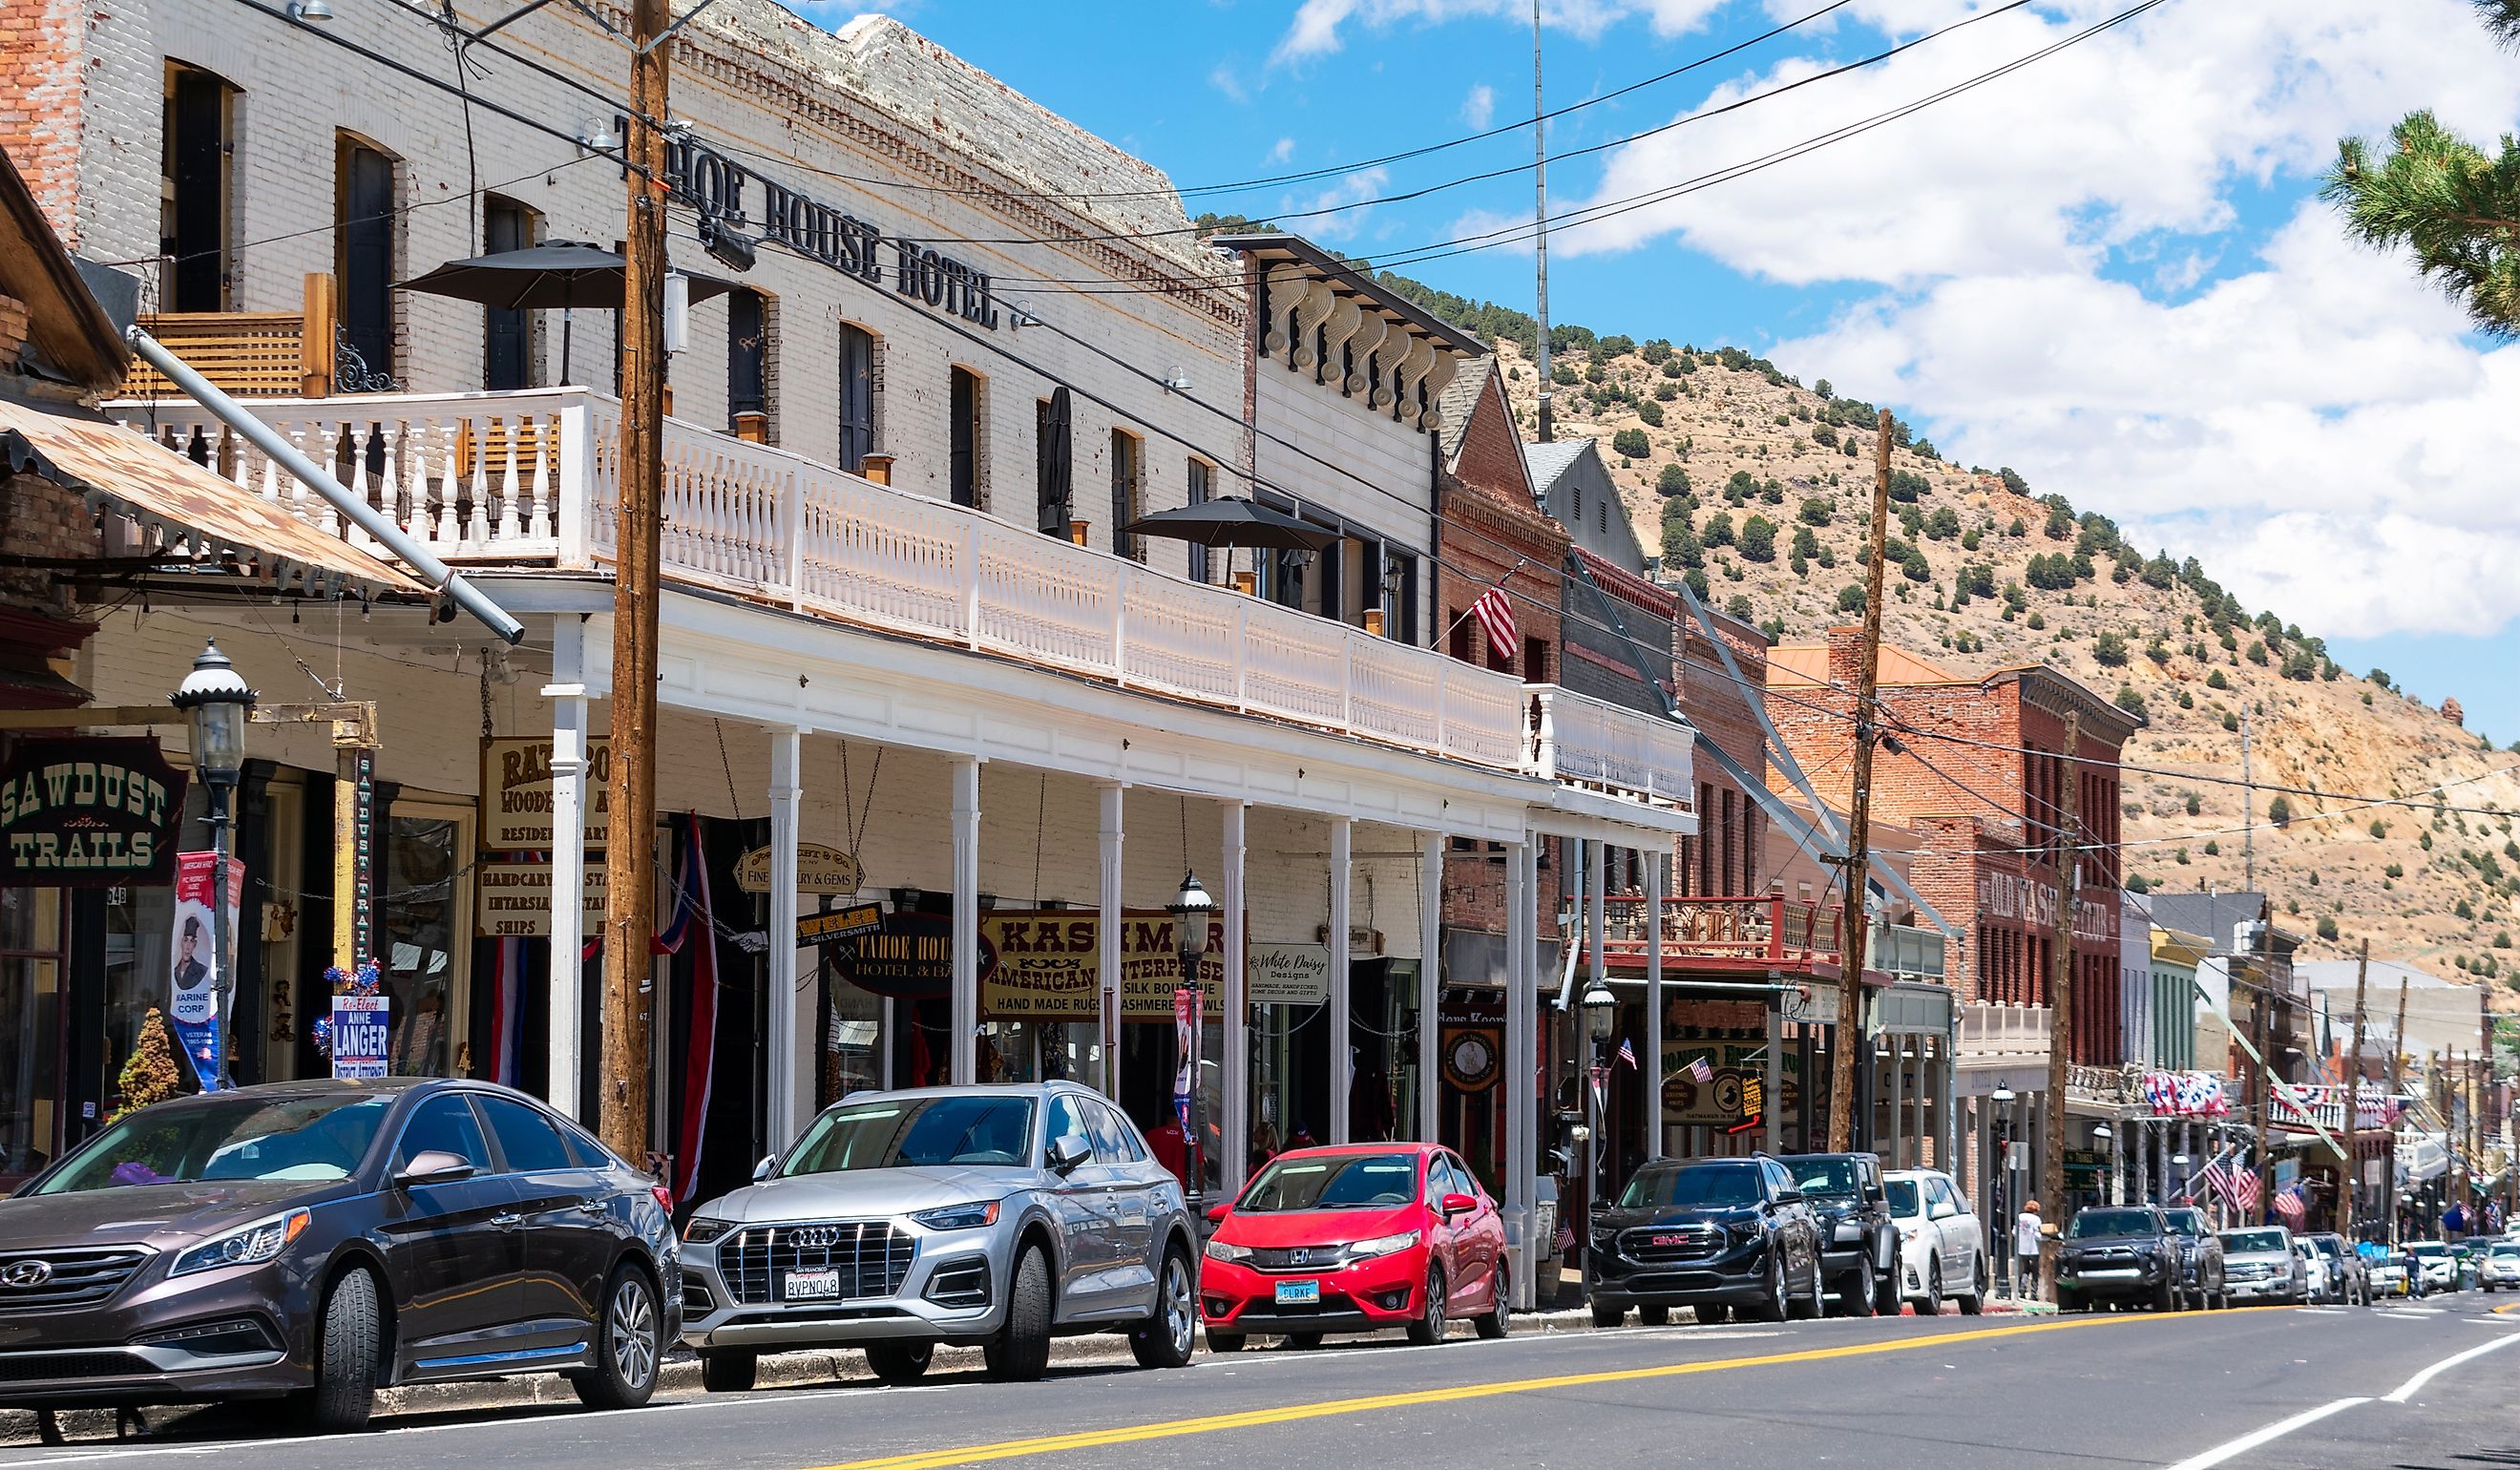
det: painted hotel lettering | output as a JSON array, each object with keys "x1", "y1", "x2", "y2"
[{"x1": 637, "y1": 126, "x2": 1001, "y2": 329}]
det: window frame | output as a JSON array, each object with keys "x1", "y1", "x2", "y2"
[
  {"x1": 391, "y1": 1090, "x2": 493, "y2": 1172},
  {"x1": 1109, "y1": 427, "x2": 1144, "y2": 562},
  {"x1": 475, "y1": 1091, "x2": 575, "y2": 1175},
  {"x1": 948, "y1": 365, "x2": 984, "y2": 509}
]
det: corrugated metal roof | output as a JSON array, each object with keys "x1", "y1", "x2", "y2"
[{"x1": 1521, "y1": 439, "x2": 1593, "y2": 494}]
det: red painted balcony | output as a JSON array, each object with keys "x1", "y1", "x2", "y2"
[{"x1": 1596, "y1": 893, "x2": 1846, "y2": 976}]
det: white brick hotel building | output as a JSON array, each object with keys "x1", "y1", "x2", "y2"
[{"x1": 0, "y1": 0, "x2": 1691, "y2": 1289}]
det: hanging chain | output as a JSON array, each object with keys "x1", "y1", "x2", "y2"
[
  {"x1": 1034, "y1": 771, "x2": 1048, "y2": 907},
  {"x1": 479, "y1": 656, "x2": 494, "y2": 742},
  {"x1": 713, "y1": 719, "x2": 742, "y2": 822}
]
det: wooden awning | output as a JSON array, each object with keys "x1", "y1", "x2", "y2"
[{"x1": 0, "y1": 394, "x2": 429, "y2": 599}]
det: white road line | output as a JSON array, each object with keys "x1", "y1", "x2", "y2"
[
  {"x1": 2159, "y1": 1397, "x2": 2368, "y2": 1470},
  {"x1": 2381, "y1": 1331, "x2": 2520, "y2": 1404}
]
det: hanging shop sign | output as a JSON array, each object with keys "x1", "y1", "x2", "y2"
[
  {"x1": 165, "y1": 850, "x2": 245, "y2": 1091},
  {"x1": 479, "y1": 737, "x2": 611, "y2": 852},
  {"x1": 1441, "y1": 1028, "x2": 1500, "y2": 1093},
  {"x1": 979, "y1": 909, "x2": 1227, "y2": 1020},
  {"x1": 648, "y1": 131, "x2": 1003, "y2": 330},
  {"x1": 1247, "y1": 942, "x2": 1331, "y2": 1006},
  {"x1": 838, "y1": 911, "x2": 953, "y2": 998},
  {"x1": 1660, "y1": 1041, "x2": 1796, "y2": 1128},
  {"x1": 736, "y1": 843, "x2": 864, "y2": 896},
  {"x1": 473, "y1": 855, "x2": 608, "y2": 938},
  {"x1": 0, "y1": 738, "x2": 187, "y2": 886},
  {"x1": 798, "y1": 902, "x2": 884, "y2": 948}
]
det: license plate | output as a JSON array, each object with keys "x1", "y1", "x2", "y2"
[
  {"x1": 783, "y1": 1270, "x2": 843, "y2": 1301},
  {"x1": 1273, "y1": 1279, "x2": 1321, "y2": 1306}
]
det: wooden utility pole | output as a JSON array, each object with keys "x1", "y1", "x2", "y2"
[
  {"x1": 2342, "y1": 939, "x2": 2369, "y2": 1243},
  {"x1": 600, "y1": 0, "x2": 670, "y2": 1166},
  {"x1": 2252, "y1": 959, "x2": 2273, "y2": 1227},
  {"x1": 2039, "y1": 709, "x2": 2079, "y2": 1302},
  {"x1": 1825, "y1": 409, "x2": 1894, "y2": 1153},
  {"x1": 2389, "y1": 977, "x2": 2408, "y2": 1242}
]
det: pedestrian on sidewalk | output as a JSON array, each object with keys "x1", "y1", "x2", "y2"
[{"x1": 2015, "y1": 1199, "x2": 2044, "y2": 1297}]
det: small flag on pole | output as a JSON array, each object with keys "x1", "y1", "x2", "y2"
[
  {"x1": 1688, "y1": 1055, "x2": 1714, "y2": 1084},
  {"x1": 1470, "y1": 581, "x2": 1518, "y2": 661},
  {"x1": 1617, "y1": 1037, "x2": 1638, "y2": 1070},
  {"x1": 2272, "y1": 1183, "x2": 2306, "y2": 1226}
]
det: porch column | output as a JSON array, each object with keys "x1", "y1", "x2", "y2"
[
  {"x1": 1504, "y1": 837, "x2": 1536, "y2": 1308},
  {"x1": 1644, "y1": 847, "x2": 1665, "y2": 1161},
  {"x1": 542, "y1": 615, "x2": 589, "y2": 1124},
  {"x1": 1328, "y1": 815, "x2": 1354, "y2": 1142},
  {"x1": 1942, "y1": 1032, "x2": 1958, "y2": 1172},
  {"x1": 1765, "y1": 999, "x2": 1783, "y2": 1156},
  {"x1": 2110, "y1": 1115, "x2": 2126, "y2": 1205},
  {"x1": 1889, "y1": 1035, "x2": 1905, "y2": 1169},
  {"x1": 766, "y1": 727, "x2": 804, "y2": 1146},
  {"x1": 1221, "y1": 801, "x2": 1250, "y2": 1196},
  {"x1": 950, "y1": 756, "x2": 981, "y2": 1085},
  {"x1": 1098, "y1": 783, "x2": 1125, "y2": 1102},
  {"x1": 1913, "y1": 1037, "x2": 1929, "y2": 1166},
  {"x1": 1418, "y1": 829, "x2": 1443, "y2": 1144}
]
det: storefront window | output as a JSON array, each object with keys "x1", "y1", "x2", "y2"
[
  {"x1": 381, "y1": 809, "x2": 469, "y2": 1076},
  {"x1": 103, "y1": 881, "x2": 179, "y2": 1111},
  {"x1": 0, "y1": 886, "x2": 63, "y2": 1180}
]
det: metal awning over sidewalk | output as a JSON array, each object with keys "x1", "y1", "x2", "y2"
[{"x1": 0, "y1": 393, "x2": 428, "y2": 600}]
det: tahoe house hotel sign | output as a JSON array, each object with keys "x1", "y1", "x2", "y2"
[
  {"x1": 0, "y1": 738, "x2": 187, "y2": 886},
  {"x1": 640, "y1": 131, "x2": 1004, "y2": 328}
]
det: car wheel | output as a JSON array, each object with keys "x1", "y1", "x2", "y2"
[
  {"x1": 2056, "y1": 1285, "x2": 2079, "y2": 1313},
  {"x1": 1592, "y1": 1299, "x2": 1627, "y2": 1329},
  {"x1": 293, "y1": 1266, "x2": 382, "y2": 1435},
  {"x1": 1475, "y1": 1259, "x2": 1512, "y2": 1340},
  {"x1": 1842, "y1": 1270, "x2": 1877, "y2": 1318},
  {"x1": 1287, "y1": 1332, "x2": 1323, "y2": 1350},
  {"x1": 1207, "y1": 1330, "x2": 1247, "y2": 1353},
  {"x1": 1875, "y1": 1259, "x2": 1902, "y2": 1317},
  {"x1": 1130, "y1": 1248, "x2": 1196, "y2": 1369},
  {"x1": 2152, "y1": 1273, "x2": 2176, "y2": 1313},
  {"x1": 1696, "y1": 1303, "x2": 1731, "y2": 1325},
  {"x1": 1637, "y1": 1303, "x2": 1670, "y2": 1327},
  {"x1": 1755, "y1": 1253, "x2": 1789, "y2": 1323},
  {"x1": 1406, "y1": 1265, "x2": 1448, "y2": 1346},
  {"x1": 1922, "y1": 1262, "x2": 1942, "y2": 1317},
  {"x1": 867, "y1": 1341, "x2": 934, "y2": 1384},
  {"x1": 700, "y1": 1350, "x2": 758, "y2": 1394},
  {"x1": 1788, "y1": 1260, "x2": 1822, "y2": 1321},
  {"x1": 984, "y1": 1247, "x2": 1053, "y2": 1382},
  {"x1": 572, "y1": 1265, "x2": 662, "y2": 1411},
  {"x1": 1957, "y1": 1254, "x2": 1986, "y2": 1316}
]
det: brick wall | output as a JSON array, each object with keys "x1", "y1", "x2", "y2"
[
  {"x1": 0, "y1": 0, "x2": 86, "y2": 247},
  {"x1": 1676, "y1": 608, "x2": 1769, "y2": 896}
]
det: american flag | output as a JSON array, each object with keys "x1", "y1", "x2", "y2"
[
  {"x1": 1469, "y1": 581, "x2": 1517, "y2": 661},
  {"x1": 2272, "y1": 1183, "x2": 2306, "y2": 1227},
  {"x1": 1687, "y1": 1055, "x2": 1715, "y2": 1084},
  {"x1": 2221, "y1": 1164, "x2": 2262, "y2": 1214},
  {"x1": 1617, "y1": 1037, "x2": 1637, "y2": 1070}
]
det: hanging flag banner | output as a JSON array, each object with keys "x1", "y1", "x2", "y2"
[
  {"x1": 1173, "y1": 984, "x2": 1197, "y2": 1132},
  {"x1": 979, "y1": 909, "x2": 1227, "y2": 1019},
  {"x1": 166, "y1": 850, "x2": 245, "y2": 1090}
]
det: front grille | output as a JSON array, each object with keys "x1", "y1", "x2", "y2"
[
  {"x1": 1623, "y1": 1226, "x2": 1724, "y2": 1264},
  {"x1": 924, "y1": 1257, "x2": 991, "y2": 1310},
  {"x1": 0, "y1": 1351, "x2": 145, "y2": 1385},
  {"x1": 718, "y1": 1222, "x2": 914, "y2": 1308},
  {"x1": 1245, "y1": 1247, "x2": 1351, "y2": 1272},
  {"x1": 0, "y1": 1248, "x2": 152, "y2": 1312}
]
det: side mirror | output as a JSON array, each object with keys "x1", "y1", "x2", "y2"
[
  {"x1": 1206, "y1": 1202, "x2": 1232, "y2": 1225},
  {"x1": 1864, "y1": 1183, "x2": 1886, "y2": 1204},
  {"x1": 394, "y1": 1150, "x2": 476, "y2": 1187},
  {"x1": 1775, "y1": 1189, "x2": 1804, "y2": 1207},
  {"x1": 1440, "y1": 1191, "x2": 1479, "y2": 1219},
  {"x1": 1047, "y1": 1135, "x2": 1090, "y2": 1176},
  {"x1": 752, "y1": 1155, "x2": 776, "y2": 1183}
]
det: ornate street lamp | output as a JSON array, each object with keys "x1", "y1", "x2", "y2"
[
  {"x1": 171, "y1": 640, "x2": 257, "y2": 1087},
  {"x1": 1169, "y1": 872, "x2": 1218, "y2": 1212}
]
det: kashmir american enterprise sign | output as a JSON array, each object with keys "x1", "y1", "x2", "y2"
[{"x1": 0, "y1": 738, "x2": 187, "y2": 886}]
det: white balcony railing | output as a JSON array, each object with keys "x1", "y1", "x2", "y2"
[
  {"x1": 102, "y1": 388, "x2": 1682, "y2": 798},
  {"x1": 1959, "y1": 1002, "x2": 2051, "y2": 1059}
]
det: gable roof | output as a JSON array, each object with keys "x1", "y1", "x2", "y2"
[
  {"x1": 1522, "y1": 439, "x2": 1593, "y2": 495},
  {"x1": 1436, "y1": 355, "x2": 1492, "y2": 462},
  {"x1": 0, "y1": 143, "x2": 127, "y2": 390}
]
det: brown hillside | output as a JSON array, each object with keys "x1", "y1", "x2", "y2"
[{"x1": 1489, "y1": 338, "x2": 2520, "y2": 1012}]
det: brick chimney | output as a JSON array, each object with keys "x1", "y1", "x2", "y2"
[{"x1": 1824, "y1": 626, "x2": 1865, "y2": 688}]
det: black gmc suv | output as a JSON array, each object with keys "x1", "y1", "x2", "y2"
[
  {"x1": 1778, "y1": 1152, "x2": 1900, "y2": 1317},
  {"x1": 1586, "y1": 1156, "x2": 1824, "y2": 1327}
]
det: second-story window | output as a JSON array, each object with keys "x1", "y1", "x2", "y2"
[
  {"x1": 949, "y1": 366, "x2": 983, "y2": 508},
  {"x1": 482, "y1": 195, "x2": 537, "y2": 390},
  {"x1": 836, "y1": 323, "x2": 877, "y2": 472},
  {"x1": 726, "y1": 287, "x2": 771, "y2": 443},
  {"x1": 1109, "y1": 429, "x2": 1144, "y2": 561},
  {"x1": 335, "y1": 137, "x2": 397, "y2": 388},
  {"x1": 1186, "y1": 457, "x2": 1213, "y2": 581},
  {"x1": 161, "y1": 65, "x2": 237, "y2": 312}
]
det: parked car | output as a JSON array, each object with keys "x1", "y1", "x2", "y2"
[
  {"x1": 2161, "y1": 1206, "x2": 2229, "y2": 1310},
  {"x1": 1777, "y1": 1152, "x2": 1900, "y2": 1317},
  {"x1": 2055, "y1": 1206, "x2": 2183, "y2": 1312},
  {"x1": 2404, "y1": 1240, "x2": 2458, "y2": 1294},
  {"x1": 1199, "y1": 1144, "x2": 1508, "y2": 1350},
  {"x1": 2479, "y1": 1240, "x2": 2520, "y2": 1293},
  {"x1": 1880, "y1": 1168, "x2": 1988, "y2": 1314},
  {"x1": 0, "y1": 1079, "x2": 677, "y2": 1434},
  {"x1": 2299, "y1": 1232, "x2": 2366, "y2": 1305},
  {"x1": 679, "y1": 1082, "x2": 1196, "y2": 1389},
  {"x1": 1585, "y1": 1156, "x2": 1825, "y2": 1326},
  {"x1": 2293, "y1": 1239, "x2": 2328, "y2": 1302},
  {"x1": 2366, "y1": 1251, "x2": 2412, "y2": 1298},
  {"x1": 2216, "y1": 1227, "x2": 2306, "y2": 1305}
]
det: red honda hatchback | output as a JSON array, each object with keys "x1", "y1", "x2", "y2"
[{"x1": 1198, "y1": 1144, "x2": 1510, "y2": 1350}]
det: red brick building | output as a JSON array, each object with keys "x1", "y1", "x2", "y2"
[
  {"x1": 1766, "y1": 633, "x2": 2138, "y2": 1066},
  {"x1": 1674, "y1": 606, "x2": 1771, "y2": 900}
]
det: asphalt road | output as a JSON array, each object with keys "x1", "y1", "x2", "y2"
[{"x1": 8, "y1": 1292, "x2": 2517, "y2": 1469}]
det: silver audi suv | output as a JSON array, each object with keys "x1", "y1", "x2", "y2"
[{"x1": 678, "y1": 1082, "x2": 1197, "y2": 1387}]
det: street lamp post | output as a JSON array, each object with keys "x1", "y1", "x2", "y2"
[
  {"x1": 1581, "y1": 976, "x2": 1616, "y2": 1223},
  {"x1": 1992, "y1": 1083, "x2": 2017, "y2": 1293},
  {"x1": 1169, "y1": 872, "x2": 1218, "y2": 1215},
  {"x1": 170, "y1": 640, "x2": 257, "y2": 1088}
]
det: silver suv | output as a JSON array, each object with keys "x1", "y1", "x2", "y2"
[{"x1": 678, "y1": 1083, "x2": 1197, "y2": 1388}]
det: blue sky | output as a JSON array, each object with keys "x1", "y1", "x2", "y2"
[{"x1": 846, "y1": 0, "x2": 2520, "y2": 745}]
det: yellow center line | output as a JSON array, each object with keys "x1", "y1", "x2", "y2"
[
  {"x1": 808, "y1": 1313, "x2": 2161, "y2": 1470},
  {"x1": 2494, "y1": 1300, "x2": 2520, "y2": 1315}
]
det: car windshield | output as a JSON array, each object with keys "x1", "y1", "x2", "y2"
[
  {"x1": 1239, "y1": 1153, "x2": 1420, "y2": 1211},
  {"x1": 1883, "y1": 1180, "x2": 1921, "y2": 1217},
  {"x1": 32, "y1": 1092, "x2": 391, "y2": 1194},
  {"x1": 2162, "y1": 1209, "x2": 2208, "y2": 1239},
  {"x1": 781, "y1": 1095, "x2": 1037, "y2": 1174},
  {"x1": 2489, "y1": 1244, "x2": 2520, "y2": 1257},
  {"x1": 1620, "y1": 1166, "x2": 1761, "y2": 1209},
  {"x1": 2307, "y1": 1237, "x2": 2343, "y2": 1258},
  {"x1": 1787, "y1": 1159, "x2": 1862, "y2": 1199},
  {"x1": 2068, "y1": 1208, "x2": 2157, "y2": 1239},
  {"x1": 2219, "y1": 1228, "x2": 2287, "y2": 1252}
]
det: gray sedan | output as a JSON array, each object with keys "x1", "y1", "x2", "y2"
[{"x1": 678, "y1": 1082, "x2": 1197, "y2": 1387}]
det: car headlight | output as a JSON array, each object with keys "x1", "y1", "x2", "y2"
[
  {"x1": 1345, "y1": 1230, "x2": 1420, "y2": 1261},
  {"x1": 909, "y1": 1201, "x2": 1001, "y2": 1231},
  {"x1": 1203, "y1": 1238, "x2": 1252, "y2": 1264},
  {"x1": 682, "y1": 1216, "x2": 735, "y2": 1245},
  {"x1": 170, "y1": 1209, "x2": 310, "y2": 1278}
]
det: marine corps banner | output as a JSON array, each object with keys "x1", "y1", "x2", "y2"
[{"x1": 980, "y1": 909, "x2": 1228, "y2": 1019}]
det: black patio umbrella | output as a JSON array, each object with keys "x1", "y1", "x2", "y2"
[
  {"x1": 1122, "y1": 496, "x2": 1338, "y2": 552},
  {"x1": 394, "y1": 241, "x2": 736, "y2": 383}
]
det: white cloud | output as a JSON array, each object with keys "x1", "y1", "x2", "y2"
[
  {"x1": 1272, "y1": 0, "x2": 1721, "y2": 64},
  {"x1": 1269, "y1": 136, "x2": 1297, "y2": 164},
  {"x1": 1290, "y1": 167, "x2": 1395, "y2": 242},
  {"x1": 1461, "y1": 82, "x2": 1496, "y2": 129},
  {"x1": 1208, "y1": 63, "x2": 1250, "y2": 103}
]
